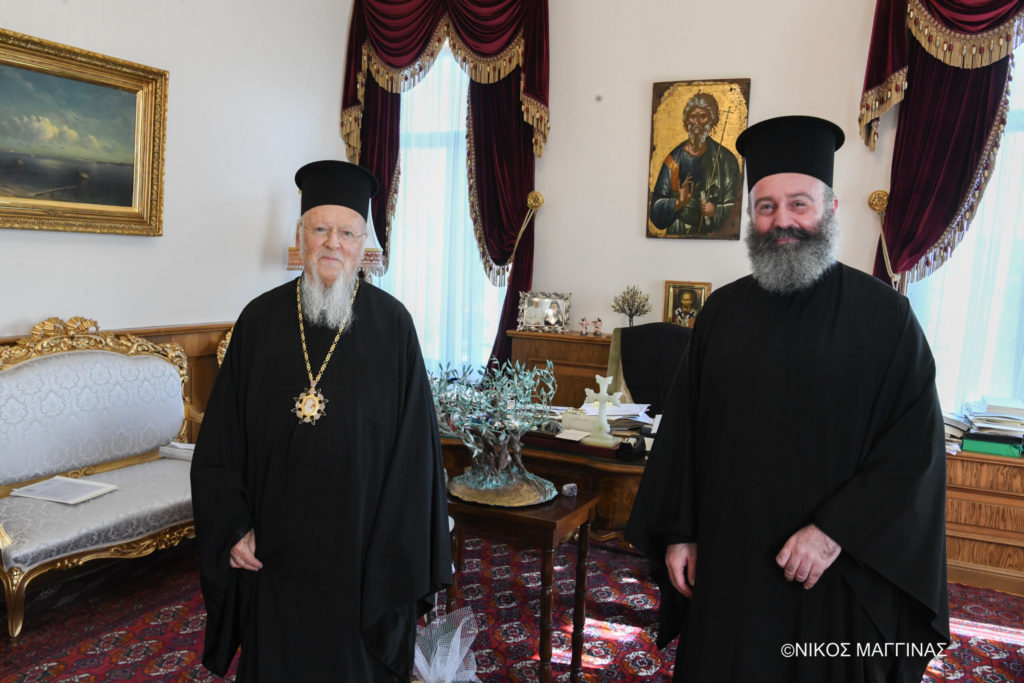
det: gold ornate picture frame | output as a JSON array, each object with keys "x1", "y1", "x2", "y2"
[
  {"x1": 0, "y1": 28, "x2": 167, "y2": 236},
  {"x1": 647, "y1": 78, "x2": 750, "y2": 241},
  {"x1": 664, "y1": 281, "x2": 711, "y2": 329}
]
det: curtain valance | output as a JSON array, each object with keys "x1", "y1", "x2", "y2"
[
  {"x1": 859, "y1": 0, "x2": 1020, "y2": 283},
  {"x1": 342, "y1": 0, "x2": 549, "y2": 162},
  {"x1": 860, "y1": 0, "x2": 1022, "y2": 149}
]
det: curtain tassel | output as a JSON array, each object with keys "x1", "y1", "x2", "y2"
[{"x1": 868, "y1": 190, "x2": 902, "y2": 291}]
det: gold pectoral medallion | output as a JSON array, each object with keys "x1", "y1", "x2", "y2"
[
  {"x1": 294, "y1": 277, "x2": 358, "y2": 427},
  {"x1": 293, "y1": 386, "x2": 328, "y2": 424}
]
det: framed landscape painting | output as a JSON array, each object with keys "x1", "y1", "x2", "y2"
[{"x1": 0, "y1": 28, "x2": 167, "y2": 236}]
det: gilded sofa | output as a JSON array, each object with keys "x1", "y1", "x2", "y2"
[{"x1": 0, "y1": 317, "x2": 194, "y2": 640}]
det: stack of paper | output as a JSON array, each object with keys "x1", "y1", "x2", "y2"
[
  {"x1": 159, "y1": 441, "x2": 196, "y2": 461},
  {"x1": 10, "y1": 476, "x2": 117, "y2": 505},
  {"x1": 943, "y1": 413, "x2": 968, "y2": 455},
  {"x1": 962, "y1": 398, "x2": 1024, "y2": 457},
  {"x1": 578, "y1": 402, "x2": 651, "y2": 419}
]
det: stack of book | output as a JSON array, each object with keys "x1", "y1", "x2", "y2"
[
  {"x1": 962, "y1": 397, "x2": 1024, "y2": 458},
  {"x1": 943, "y1": 413, "x2": 968, "y2": 456}
]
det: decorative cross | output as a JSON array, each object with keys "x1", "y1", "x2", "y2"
[{"x1": 584, "y1": 375, "x2": 622, "y2": 436}]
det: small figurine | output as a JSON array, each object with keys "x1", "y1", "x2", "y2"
[
  {"x1": 579, "y1": 317, "x2": 590, "y2": 336},
  {"x1": 592, "y1": 318, "x2": 603, "y2": 336}
]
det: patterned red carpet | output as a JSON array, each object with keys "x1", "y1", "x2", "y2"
[{"x1": 1, "y1": 536, "x2": 1022, "y2": 682}]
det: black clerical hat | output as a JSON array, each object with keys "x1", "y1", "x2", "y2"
[
  {"x1": 735, "y1": 116, "x2": 845, "y2": 190},
  {"x1": 294, "y1": 160, "x2": 379, "y2": 219}
]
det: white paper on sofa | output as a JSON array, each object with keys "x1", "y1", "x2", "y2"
[
  {"x1": 10, "y1": 476, "x2": 117, "y2": 505},
  {"x1": 159, "y1": 442, "x2": 195, "y2": 461}
]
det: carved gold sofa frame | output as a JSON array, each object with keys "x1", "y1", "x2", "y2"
[{"x1": 0, "y1": 317, "x2": 194, "y2": 641}]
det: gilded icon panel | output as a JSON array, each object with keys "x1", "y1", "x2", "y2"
[
  {"x1": 664, "y1": 281, "x2": 711, "y2": 328},
  {"x1": 647, "y1": 79, "x2": 750, "y2": 240}
]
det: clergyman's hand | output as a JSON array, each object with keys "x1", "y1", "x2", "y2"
[
  {"x1": 676, "y1": 175, "x2": 694, "y2": 208},
  {"x1": 229, "y1": 529, "x2": 263, "y2": 571},
  {"x1": 776, "y1": 524, "x2": 840, "y2": 589},
  {"x1": 665, "y1": 542, "x2": 697, "y2": 598},
  {"x1": 700, "y1": 200, "x2": 715, "y2": 218}
]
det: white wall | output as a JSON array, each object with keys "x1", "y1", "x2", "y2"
[
  {"x1": 0, "y1": 0, "x2": 899, "y2": 337},
  {"x1": 534, "y1": 0, "x2": 899, "y2": 327},
  {"x1": 0, "y1": 0, "x2": 353, "y2": 336}
]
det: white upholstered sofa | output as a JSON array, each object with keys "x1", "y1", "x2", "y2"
[{"x1": 0, "y1": 317, "x2": 194, "y2": 640}]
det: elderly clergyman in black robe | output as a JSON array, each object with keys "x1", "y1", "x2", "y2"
[
  {"x1": 627, "y1": 116, "x2": 949, "y2": 682},
  {"x1": 191, "y1": 160, "x2": 452, "y2": 681}
]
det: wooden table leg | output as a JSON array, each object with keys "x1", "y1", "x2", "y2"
[
  {"x1": 455, "y1": 525, "x2": 465, "y2": 571},
  {"x1": 446, "y1": 523, "x2": 464, "y2": 612},
  {"x1": 571, "y1": 520, "x2": 590, "y2": 682},
  {"x1": 539, "y1": 545, "x2": 554, "y2": 683},
  {"x1": 446, "y1": 573, "x2": 458, "y2": 613}
]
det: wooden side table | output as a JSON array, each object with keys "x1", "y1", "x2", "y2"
[
  {"x1": 447, "y1": 492, "x2": 600, "y2": 683},
  {"x1": 442, "y1": 439, "x2": 643, "y2": 533}
]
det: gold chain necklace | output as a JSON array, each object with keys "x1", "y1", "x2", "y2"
[{"x1": 291, "y1": 277, "x2": 359, "y2": 424}]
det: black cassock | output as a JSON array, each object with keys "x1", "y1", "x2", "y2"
[
  {"x1": 191, "y1": 278, "x2": 452, "y2": 681},
  {"x1": 627, "y1": 264, "x2": 949, "y2": 683}
]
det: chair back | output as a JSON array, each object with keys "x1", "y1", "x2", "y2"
[{"x1": 605, "y1": 322, "x2": 691, "y2": 415}]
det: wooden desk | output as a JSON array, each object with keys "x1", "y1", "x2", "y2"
[
  {"x1": 946, "y1": 450, "x2": 1024, "y2": 595},
  {"x1": 507, "y1": 330, "x2": 611, "y2": 407},
  {"x1": 447, "y1": 492, "x2": 600, "y2": 683}
]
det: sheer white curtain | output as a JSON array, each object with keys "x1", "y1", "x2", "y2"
[
  {"x1": 907, "y1": 51, "x2": 1024, "y2": 413},
  {"x1": 380, "y1": 44, "x2": 506, "y2": 372}
]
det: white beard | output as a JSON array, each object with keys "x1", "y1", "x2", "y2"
[
  {"x1": 687, "y1": 121, "x2": 713, "y2": 148},
  {"x1": 744, "y1": 207, "x2": 839, "y2": 294},
  {"x1": 300, "y1": 268, "x2": 357, "y2": 329}
]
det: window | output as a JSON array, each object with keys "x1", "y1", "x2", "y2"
[
  {"x1": 907, "y1": 50, "x2": 1024, "y2": 413},
  {"x1": 379, "y1": 44, "x2": 506, "y2": 371}
]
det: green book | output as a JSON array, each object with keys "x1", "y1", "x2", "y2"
[{"x1": 961, "y1": 438, "x2": 1022, "y2": 458}]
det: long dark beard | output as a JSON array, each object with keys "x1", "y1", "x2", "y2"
[{"x1": 745, "y1": 208, "x2": 838, "y2": 294}]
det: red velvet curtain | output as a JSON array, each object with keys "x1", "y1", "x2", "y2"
[
  {"x1": 469, "y1": 71, "x2": 536, "y2": 363},
  {"x1": 872, "y1": 39, "x2": 1010, "y2": 280},
  {"x1": 859, "y1": 0, "x2": 1022, "y2": 283},
  {"x1": 359, "y1": 77, "x2": 401, "y2": 269},
  {"x1": 925, "y1": 0, "x2": 1024, "y2": 30},
  {"x1": 341, "y1": 0, "x2": 549, "y2": 363}
]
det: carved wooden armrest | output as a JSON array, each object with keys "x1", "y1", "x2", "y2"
[
  {"x1": 187, "y1": 402, "x2": 205, "y2": 424},
  {"x1": 0, "y1": 522, "x2": 12, "y2": 550}
]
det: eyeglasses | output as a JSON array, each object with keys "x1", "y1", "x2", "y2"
[{"x1": 305, "y1": 225, "x2": 367, "y2": 244}]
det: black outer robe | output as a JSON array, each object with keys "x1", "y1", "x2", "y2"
[
  {"x1": 626, "y1": 264, "x2": 949, "y2": 683},
  {"x1": 190, "y1": 278, "x2": 452, "y2": 681}
]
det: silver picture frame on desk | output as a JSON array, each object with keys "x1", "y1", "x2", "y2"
[{"x1": 517, "y1": 291, "x2": 571, "y2": 333}]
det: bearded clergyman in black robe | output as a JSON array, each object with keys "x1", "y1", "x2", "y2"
[
  {"x1": 627, "y1": 116, "x2": 949, "y2": 682},
  {"x1": 191, "y1": 160, "x2": 452, "y2": 681}
]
